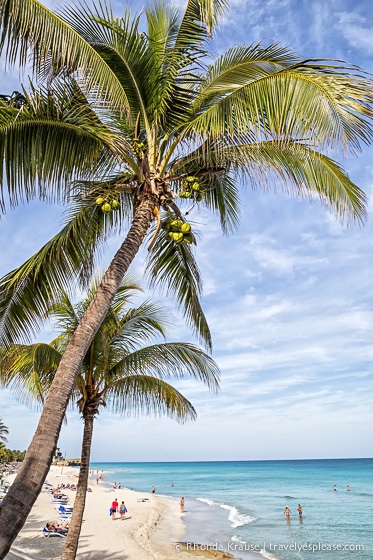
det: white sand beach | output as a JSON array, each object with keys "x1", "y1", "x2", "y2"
[{"x1": 4, "y1": 467, "x2": 238, "y2": 560}]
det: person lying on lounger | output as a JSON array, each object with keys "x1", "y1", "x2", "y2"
[{"x1": 46, "y1": 520, "x2": 70, "y2": 533}]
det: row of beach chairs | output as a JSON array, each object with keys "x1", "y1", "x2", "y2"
[{"x1": 43, "y1": 481, "x2": 74, "y2": 537}]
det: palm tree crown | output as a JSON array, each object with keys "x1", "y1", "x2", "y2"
[{"x1": 0, "y1": 275, "x2": 220, "y2": 559}]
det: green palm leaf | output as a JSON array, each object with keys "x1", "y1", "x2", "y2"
[
  {"x1": 0, "y1": 0, "x2": 130, "y2": 112},
  {"x1": 0, "y1": 343, "x2": 62, "y2": 405},
  {"x1": 221, "y1": 141, "x2": 367, "y2": 224},
  {"x1": 108, "y1": 342, "x2": 219, "y2": 391},
  {"x1": 146, "y1": 225, "x2": 212, "y2": 350},
  {"x1": 106, "y1": 374, "x2": 196, "y2": 421},
  {"x1": 186, "y1": 53, "x2": 373, "y2": 152},
  {"x1": 0, "y1": 81, "x2": 122, "y2": 208},
  {"x1": 0, "y1": 191, "x2": 132, "y2": 347}
]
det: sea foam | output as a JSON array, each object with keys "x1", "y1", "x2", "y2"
[{"x1": 197, "y1": 497, "x2": 256, "y2": 528}]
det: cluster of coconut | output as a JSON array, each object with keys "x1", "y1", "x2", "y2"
[
  {"x1": 95, "y1": 196, "x2": 121, "y2": 213},
  {"x1": 179, "y1": 176, "x2": 203, "y2": 202},
  {"x1": 161, "y1": 218, "x2": 195, "y2": 245},
  {"x1": 132, "y1": 140, "x2": 146, "y2": 159}
]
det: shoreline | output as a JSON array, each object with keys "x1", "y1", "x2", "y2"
[{"x1": 4, "y1": 466, "x2": 249, "y2": 560}]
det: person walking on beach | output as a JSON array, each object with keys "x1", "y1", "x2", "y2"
[
  {"x1": 119, "y1": 501, "x2": 127, "y2": 520},
  {"x1": 180, "y1": 497, "x2": 185, "y2": 513},
  {"x1": 297, "y1": 504, "x2": 303, "y2": 519},
  {"x1": 283, "y1": 506, "x2": 291, "y2": 519},
  {"x1": 111, "y1": 498, "x2": 118, "y2": 520},
  {"x1": 152, "y1": 486, "x2": 156, "y2": 494}
]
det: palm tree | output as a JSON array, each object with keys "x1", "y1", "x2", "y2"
[
  {"x1": 0, "y1": 277, "x2": 220, "y2": 560},
  {"x1": 0, "y1": 0, "x2": 373, "y2": 552},
  {"x1": 0, "y1": 419, "x2": 8, "y2": 444}
]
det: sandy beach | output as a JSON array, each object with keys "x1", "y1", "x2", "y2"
[{"x1": 4, "y1": 467, "x2": 239, "y2": 560}]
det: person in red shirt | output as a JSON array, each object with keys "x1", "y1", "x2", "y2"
[{"x1": 111, "y1": 498, "x2": 118, "y2": 520}]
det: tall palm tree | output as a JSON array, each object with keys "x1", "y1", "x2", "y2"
[
  {"x1": 0, "y1": 0, "x2": 373, "y2": 552},
  {"x1": 0, "y1": 277, "x2": 220, "y2": 560},
  {"x1": 0, "y1": 419, "x2": 8, "y2": 444}
]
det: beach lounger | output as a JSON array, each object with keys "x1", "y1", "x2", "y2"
[
  {"x1": 137, "y1": 498, "x2": 150, "y2": 502},
  {"x1": 43, "y1": 528, "x2": 67, "y2": 538},
  {"x1": 58, "y1": 505, "x2": 73, "y2": 513}
]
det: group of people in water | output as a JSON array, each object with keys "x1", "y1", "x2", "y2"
[{"x1": 284, "y1": 484, "x2": 351, "y2": 521}]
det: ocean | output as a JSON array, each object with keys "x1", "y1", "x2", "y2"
[{"x1": 89, "y1": 459, "x2": 372, "y2": 560}]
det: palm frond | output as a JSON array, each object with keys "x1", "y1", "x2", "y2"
[
  {"x1": 0, "y1": 190, "x2": 131, "y2": 347},
  {"x1": 186, "y1": 55, "x2": 373, "y2": 154},
  {"x1": 0, "y1": 343, "x2": 61, "y2": 405},
  {"x1": 146, "y1": 226, "x2": 212, "y2": 350},
  {"x1": 221, "y1": 141, "x2": 367, "y2": 224},
  {"x1": 0, "y1": 0, "x2": 130, "y2": 112},
  {"x1": 0, "y1": 82, "x2": 118, "y2": 209},
  {"x1": 106, "y1": 375, "x2": 197, "y2": 422},
  {"x1": 109, "y1": 342, "x2": 220, "y2": 392}
]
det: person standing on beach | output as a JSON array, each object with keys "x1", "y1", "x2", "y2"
[
  {"x1": 180, "y1": 497, "x2": 185, "y2": 513},
  {"x1": 111, "y1": 498, "x2": 118, "y2": 520},
  {"x1": 297, "y1": 504, "x2": 303, "y2": 519},
  {"x1": 119, "y1": 501, "x2": 127, "y2": 520},
  {"x1": 152, "y1": 486, "x2": 156, "y2": 494}
]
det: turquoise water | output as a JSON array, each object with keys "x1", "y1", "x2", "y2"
[{"x1": 90, "y1": 459, "x2": 372, "y2": 560}]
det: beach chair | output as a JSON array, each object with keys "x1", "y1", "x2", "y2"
[
  {"x1": 58, "y1": 505, "x2": 73, "y2": 514},
  {"x1": 42, "y1": 528, "x2": 67, "y2": 538}
]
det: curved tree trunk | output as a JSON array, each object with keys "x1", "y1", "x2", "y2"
[
  {"x1": 0, "y1": 195, "x2": 156, "y2": 558},
  {"x1": 61, "y1": 412, "x2": 94, "y2": 560}
]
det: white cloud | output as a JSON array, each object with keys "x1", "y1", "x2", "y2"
[{"x1": 335, "y1": 11, "x2": 373, "y2": 53}]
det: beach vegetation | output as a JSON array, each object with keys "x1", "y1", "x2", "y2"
[
  {"x1": 0, "y1": 275, "x2": 219, "y2": 560},
  {"x1": 0, "y1": 419, "x2": 8, "y2": 444},
  {"x1": 0, "y1": 444, "x2": 25, "y2": 464},
  {"x1": 0, "y1": 0, "x2": 373, "y2": 552}
]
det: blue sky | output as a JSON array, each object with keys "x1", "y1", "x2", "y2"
[{"x1": 0, "y1": 0, "x2": 372, "y2": 461}]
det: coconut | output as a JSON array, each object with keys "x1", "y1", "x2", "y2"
[
  {"x1": 171, "y1": 219, "x2": 182, "y2": 230},
  {"x1": 95, "y1": 197, "x2": 105, "y2": 205},
  {"x1": 181, "y1": 222, "x2": 191, "y2": 233},
  {"x1": 192, "y1": 182, "x2": 199, "y2": 191},
  {"x1": 196, "y1": 193, "x2": 203, "y2": 202},
  {"x1": 111, "y1": 200, "x2": 120, "y2": 210},
  {"x1": 101, "y1": 203, "x2": 112, "y2": 213},
  {"x1": 172, "y1": 232, "x2": 184, "y2": 242}
]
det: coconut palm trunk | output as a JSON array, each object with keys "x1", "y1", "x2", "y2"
[
  {"x1": 61, "y1": 410, "x2": 95, "y2": 560},
  {"x1": 0, "y1": 195, "x2": 155, "y2": 558}
]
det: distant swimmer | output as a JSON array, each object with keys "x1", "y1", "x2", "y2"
[
  {"x1": 334, "y1": 485, "x2": 337, "y2": 491},
  {"x1": 347, "y1": 485, "x2": 351, "y2": 491},
  {"x1": 283, "y1": 506, "x2": 291, "y2": 519},
  {"x1": 297, "y1": 504, "x2": 303, "y2": 519},
  {"x1": 171, "y1": 482, "x2": 174, "y2": 487}
]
